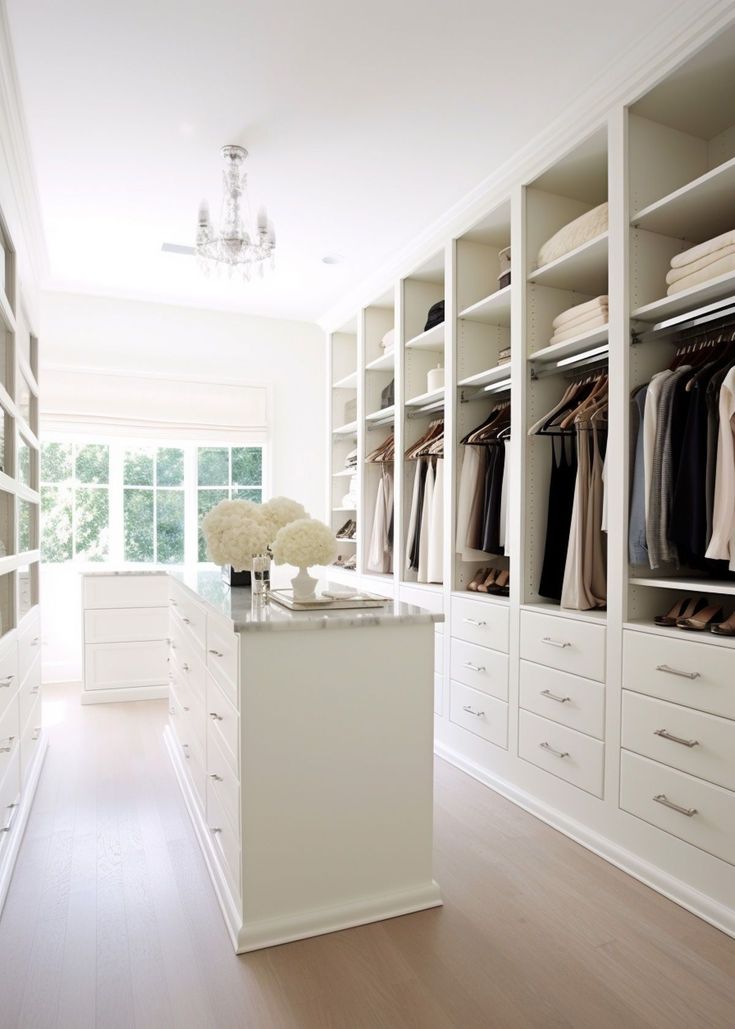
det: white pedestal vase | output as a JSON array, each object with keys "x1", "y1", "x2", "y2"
[{"x1": 291, "y1": 567, "x2": 318, "y2": 602}]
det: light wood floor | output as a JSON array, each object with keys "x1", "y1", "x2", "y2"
[{"x1": 0, "y1": 684, "x2": 733, "y2": 1029}]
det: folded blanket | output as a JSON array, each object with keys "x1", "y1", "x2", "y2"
[
  {"x1": 666, "y1": 244, "x2": 735, "y2": 285},
  {"x1": 549, "y1": 312, "x2": 608, "y2": 345},
  {"x1": 667, "y1": 252, "x2": 735, "y2": 295},
  {"x1": 537, "y1": 202, "x2": 608, "y2": 269},
  {"x1": 552, "y1": 295, "x2": 609, "y2": 331},
  {"x1": 670, "y1": 229, "x2": 735, "y2": 269}
]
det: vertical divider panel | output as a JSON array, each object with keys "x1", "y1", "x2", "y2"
[
  {"x1": 356, "y1": 308, "x2": 366, "y2": 576},
  {"x1": 509, "y1": 184, "x2": 526, "y2": 758},
  {"x1": 394, "y1": 279, "x2": 407, "y2": 595}
]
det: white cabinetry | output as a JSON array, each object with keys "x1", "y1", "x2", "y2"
[{"x1": 81, "y1": 573, "x2": 169, "y2": 704}]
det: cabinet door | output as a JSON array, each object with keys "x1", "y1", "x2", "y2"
[
  {"x1": 84, "y1": 641, "x2": 168, "y2": 691},
  {"x1": 83, "y1": 574, "x2": 169, "y2": 610},
  {"x1": 84, "y1": 607, "x2": 169, "y2": 644}
]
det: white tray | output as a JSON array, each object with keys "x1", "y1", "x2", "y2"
[{"x1": 268, "y1": 589, "x2": 388, "y2": 611}]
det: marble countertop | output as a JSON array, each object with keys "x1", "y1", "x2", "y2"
[{"x1": 83, "y1": 565, "x2": 443, "y2": 634}]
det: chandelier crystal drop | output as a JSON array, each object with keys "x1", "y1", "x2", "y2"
[{"x1": 195, "y1": 145, "x2": 276, "y2": 280}]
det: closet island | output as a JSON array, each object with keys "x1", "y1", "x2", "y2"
[{"x1": 82, "y1": 569, "x2": 443, "y2": 953}]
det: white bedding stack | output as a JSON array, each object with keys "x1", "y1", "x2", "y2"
[{"x1": 666, "y1": 229, "x2": 735, "y2": 295}]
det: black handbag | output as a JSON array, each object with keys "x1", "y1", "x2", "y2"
[
  {"x1": 423, "y1": 300, "x2": 445, "y2": 332},
  {"x1": 381, "y1": 378, "x2": 395, "y2": 409}
]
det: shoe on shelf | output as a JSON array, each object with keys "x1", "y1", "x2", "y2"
[
  {"x1": 711, "y1": 610, "x2": 735, "y2": 636},
  {"x1": 655, "y1": 596, "x2": 708, "y2": 626},
  {"x1": 677, "y1": 605, "x2": 725, "y2": 631},
  {"x1": 487, "y1": 569, "x2": 510, "y2": 596},
  {"x1": 467, "y1": 567, "x2": 490, "y2": 591},
  {"x1": 477, "y1": 569, "x2": 499, "y2": 593}
]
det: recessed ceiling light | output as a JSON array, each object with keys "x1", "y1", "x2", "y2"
[{"x1": 321, "y1": 253, "x2": 344, "y2": 265}]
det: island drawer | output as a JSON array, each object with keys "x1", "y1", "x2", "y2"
[
  {"x1": 206, "y1": 616, "x2": 239, "y2": 708},
  {"x1": 84, "y1": 640, "x2": 169, "y2": 692},
  {"x1": 85, "y1": 606, "x2": 169, "y2": 645},
  {"x1": 83, "y1": 574, "x2": 169, "y2": 610},
  {"x1": 206, "y1": 773, "x2": 241, "y2": 901},
  {"x1": 451, "y1": 596, "x2": 509, "y2": 653},
  {"x1": 206, "y1": 728, "x2": 240, "y2": 833},
  {"x1": 206, "y1": 673, "x2": 239, "y2": 775},
  {"x1": 169, "y1": 580, "x2": 207, "y2": 653}
]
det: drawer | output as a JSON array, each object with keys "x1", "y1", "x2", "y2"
[
  {"x1": 84, "y1": 607, "x2": 169, "y2": 644},
  {"x1": 84, "y1": 640, "x2": 168, "y2": 692},
  {"x1": 20, "y1": 692, "x2": 42, "y2": 788},
  {"x1": 169, "y1": 580, "x2": 206, "y2": 653},
  {"x1": 174, "y1": 712, "x2": 206, "y2": 812},
  {"x1": 206, "y1": 615, "x2": 239, "y2": 709},
  {"x1": 622, "y1": 691, "x2": 735, "y2": 792},
  {"x1": 623, "y1": 630, "x2": 735, "y2": 720},
  {"x1": 170, "y1": 669, "x2": 205, "y2": 754},
  {"x1": 434, "y1": 674, "x2": 443, "y2": 716},
  {"x1": 83, "y1": 574, "x2": 169, "y2": 610},
  {"x1": 206, "y1": 674, "x2": 239, "y2": 775},
  {"x1": 0, "y1": 694, "x2": 20, "y2": 787},
  {"x1": 206, "y1": 770, "x2": 241, "y2": 901},
  {"x1": 19, "y1": 613, "x2": 41, "y2": 683},
  {"x1": 0, "y1": 748, "x2": 20, "y2": 858},
  {"x1": 519, "y1": 660, "x2": 605, "y2": 739},
  {"x1": 206, "y1": 728, "x2": 240, "y2": 833},
  {"x1": 620, "y1": 750, "x2": 735, "y2": 867},
  {"x1": 19, "y1": 652, "x2": 41, "y2": 734},
  {"x1": 520, "y1": 610, "x2": 606, "y2": 682},
  {"x1": 0, "y1": 639, "x2": 18, "y2": 724},
  {"x1": 450, "y1": 638, "x2": 508, "y2": 701},
  {"x1": 451, "y1": 596, "x2": 509, "y2": 653},
  {"x1": 519, "y1": 709, "x2": 604, "y2": 797},
  {"x1": 170, "y1": 639, "x2": 207, "y2": 704},
  {"x1": 449, "y1": 681, "x2": 508, "y2": 748}
]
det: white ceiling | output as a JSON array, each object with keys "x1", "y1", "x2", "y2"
[{"x1": 7, "y1": 0, "x2": 673, "y2": 322}]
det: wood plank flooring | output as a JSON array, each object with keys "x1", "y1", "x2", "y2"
[{"x1": 0, "y1": 682, "x2": 733, "y2": 1029}]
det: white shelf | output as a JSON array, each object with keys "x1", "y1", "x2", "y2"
[
  {"x1": 405, "y1": 322, "x2": 444, "y2": 351},
  {"x1": 530, "y1": 325, "x2": 608, "y2": 366},
  {"x1": 451, "y1": 589, "x2": 509, "y2": 606},
  {"x1": 332, "y1": 371, "x2": 358, "y2": 389},
  {"x1": 528, "y1": 232, "x2": 608, "y2": 293},
  {"x1": 332, "y1": 420, "x2": 358, "y2": 436},
  {"x1": 405, "y1": 387, "x2": 445, "y2": 409},
  {"x1": 366, "y1": 352, "x2": 395, "y2": 372},
  {"x1": 365, "y1": 404, "x2": 395, "y2": 423},
  {"x1": 333, "y1": 468, "x2": 356, "y2": 478},
  {"x1": 632, "y1": 269, "x2": 735, "y2": 322},
  {"x1": 458, "y1": 364, "x2": 512, "y2": 390},
  {"x1": 624, "y1": 619, "x2": 735, "y2": 650},
  {"x1": 630, "y1": 576, "x2": 735, "y2": 597},
  {"x1": 631, "y1": 155, "x2": 735, "y2": 241},
  {"x1": 458, "y1": 285, "x2": 512, "y2": 326},
  {"x1": 333, "y1": 505, "x2": 356, "y2": 512}
]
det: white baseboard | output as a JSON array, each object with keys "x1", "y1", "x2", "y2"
[
  {"x1": 81, "y1": 685, "x2": 168, "y2": 705},
  {"x1": 165, "y1": 725, "x2": 443, "y2": 954},
  {"x1": 0, "y1": 732, "x2": 49, "y2": 917},
  {"x1": 435, "y1": 741, "x2": 735, "y2": 939}
]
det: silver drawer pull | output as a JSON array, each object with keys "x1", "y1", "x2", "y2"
[
  {"x1": 32, "y1": 727, "x2": 41, "y2": 741},
  {"x1": 169, "y1": 706, "x2": 175, "y2": 716},
  {"x1": 463, "y1": 618, "x2": 486, "y2": 628},
  {"x1": 182, "y1": 617, "x2": 191, "y2": 625},
  {"x1": 208, "y1": 649, "x2": 224, "y2": 658},
  {"x1": 0, "y1": 736, "x2": 15, "y2": 753},
  {"x1": 0, "y1": 675, "x2": 14, "y2": 686},
  {"x1": 182, "y1": 662, "x2": 190, "y2": 672},
  {"x1": 540, "y1": 689, "x2": 571, "y2": 704},
  {"x1": 182, "y1": 743, "x2": 190, "y2": 759},
  {"x1": 462, "y1": 705, "x2": 484, "y2": 718},
  {"x1": 654, "y1": 729, "x2": 699, "y2": 748},
  {"x1": 464, "y1": 662, "x2": 486, "y2": 673},
  {"x1": 31, "y1": 686, "x2": 40, "y2": 695},
  {"x1": 210, "y1": 826, "x2": 222, "y2": 834},
  {"x1": 30, "y1": 637, "x2": 40, "y2": 646},
  {"x1": 170, "y1": 599, "x2": 178, "y2": 605},
  {"x1": 656, "y1": 664, "x2": 700, "y2": 681},
  {"x1": 653, "y1": 794, "x2": 697, "y2": 817},
  {"x1": 209, "y1": 712, "x2": 223, "y2": 721},
  {"x1": 1, "y1": 804, "x2": 17, "y2": 833},
  {"x1": 539, "y1": 741, "x2": 569, "y2": 758},
  {"x1": 209, "y1": 773, "x2": 223, "y2": 782},
  {"x1": 541, "y1": 637, "x2": 571, "y2": 649},
  {"x1": 183, "y1": 705, "x2": 190, "y2": 712}
]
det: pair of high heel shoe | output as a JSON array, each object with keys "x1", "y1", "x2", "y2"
[
  {"x1": 336, "y1": 519, "x2": 357, "y2": 541},
  {"x1": 467, "y1": 567, "x2": 510, "y2": 596},
  {"x1": 655, "y1": 596, "x2": 735, "y2": 635}
]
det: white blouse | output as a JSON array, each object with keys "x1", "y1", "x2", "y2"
[{"x1": 705, "y1": 366, "x2": 735, "y2": 569}]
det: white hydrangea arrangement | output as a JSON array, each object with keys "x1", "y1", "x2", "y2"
[
  {"x1": 201, "y1": 496, "x2": 308, "y2": 572},
  {"x1": 272, "y1": 517, "x2": 337, "y2": 570}
]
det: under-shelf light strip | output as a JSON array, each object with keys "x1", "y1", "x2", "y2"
[
  {"x1": 555, "y1": 343, "x2": 609, "y2": 369},
  {"x1": 483, "y1": 377, "x2": 512, "y2": 394}
]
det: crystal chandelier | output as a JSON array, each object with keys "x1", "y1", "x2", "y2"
[{"x1": 196, "y1": 145, "x2": 276, "y2": 280}]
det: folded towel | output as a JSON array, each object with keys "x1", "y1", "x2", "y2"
[
  {"x1": 670, "y1": 229, "x2": 735, "y2": 269},
  {"x1": 666, "y1": 253, "x2": 735, "y2": 295},
  {"x1": 666, "y1": 244, "x2": 735, "y2": 285},
  {"x1": 380, "y1": 328, "x2": 395, "y2": 352},
  {"x1": 537, "y1": 202, "x2": 608, "y2": 269},
  {"x1": 549, "y1": 312, "x2": 608, "y2": 345},
  {"x1": 552, "y1": 295, "x2": 609, "y2": 331}
]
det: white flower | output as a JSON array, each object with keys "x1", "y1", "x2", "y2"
[
  {"x1": 201, "y1": 500, "x2": 272, "y2": 571},
  {"x1": 272, "y1": 518, "x2": 337, "y2": 569},
  {"x1": 261, "y1": 496, "x2": 308, "y2": 531}
]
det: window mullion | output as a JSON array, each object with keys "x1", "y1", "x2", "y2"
[{"x1": 108, "y1": 443, "x2": 124, "y2": 563}]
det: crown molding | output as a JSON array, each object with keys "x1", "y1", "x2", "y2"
[
  {"x1": 318, "y1": 0, "x2": 735, "y2": 331},
  {"x1": 0, "y1": 2, "x2": 48, "y2": 292}
]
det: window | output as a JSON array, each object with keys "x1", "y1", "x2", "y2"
[{"x1": 40, "y1": 437, "x2": 265, "y2": 565}]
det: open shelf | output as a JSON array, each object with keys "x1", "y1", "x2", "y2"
[
  {"x1": 332, "y1": 370, "x2": 358, "y2": 389},
  {"x1": 630, "y1": 576, "x2": 735, "y2": 597},
  {"x1": 632, "y1": 269, "x2": 735, "y2": 322},
  {"x1": 521, "y1": 601, "x2": 607, "y2": 625},
  {"x1": 365, "y1": 404, "x2": 395, "y2": 423},
  {"x1": 366, "y1": 351, "x2": 395, "y2": 372},
  {"x1": 405, "y1": 387, "x2": 445, "y2": 409},
  {"x1": 458, "y1": 364, "x2": 512, "y2": 390},
  {"x1": 332, "y1": 420, "x2": 358, "y2": 436},
  {"x1": 458, "y1": 285, "x2": 511, "y2": 326},
  {"x1": 530, "y1": 326, "x2": 608, "y2": 366},
  {"x1": 333, "y1": 505, "x2": 356, "y2": 512},
  {"x1": 528, "y1": 232, "x2": 608, "y2": 292},
  {"x1": 631, "y1": 155, "x2": 735, "y2": 241},
  {"x1": 624, "y1": 619, "x2": 735, "y2": 650},
  {"x1": 405, "y1": 322, "x2": 444, "y2": 351}
]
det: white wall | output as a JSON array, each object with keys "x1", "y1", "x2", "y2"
[{"x1": 40, "y1": 289, "x2": 326, "y2": 681}]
